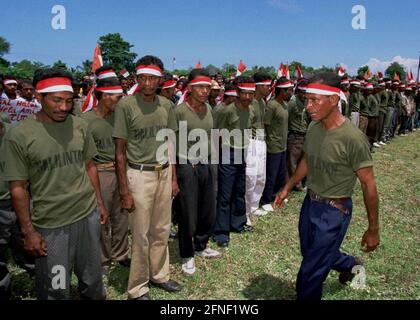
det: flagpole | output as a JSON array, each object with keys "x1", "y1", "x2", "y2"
[{"x1": 416, "y1": 51, "x2": 420, "y2": 83}]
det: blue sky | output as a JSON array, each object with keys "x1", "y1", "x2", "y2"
[{"x1": 1, "y1": 0, "x2": 419, "y2": 75}]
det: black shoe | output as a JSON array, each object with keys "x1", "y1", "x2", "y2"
[
  {"x1": 339, "y1": 257, "x2": 364, "y2": 285},
  {"x1": 131, "y1": 292, "x2": 152, "y2": 300},
  {"x1": 150, "y1": 280, "x2": 182, "y2": 293},
  {"x1": 118, "y1": 259, "x2": 131, "y2": 268},
  {"x1": 216, "y1": 240, "x2": 229, "y2": 248}
]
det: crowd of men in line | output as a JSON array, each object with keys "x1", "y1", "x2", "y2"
[{"x1": 0, "y1": 57, "x2": 418, "y2": 300}]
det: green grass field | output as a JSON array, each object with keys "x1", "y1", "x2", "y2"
[{"x1": 9, "y1": 131, "x2": 420, "y2": 300}]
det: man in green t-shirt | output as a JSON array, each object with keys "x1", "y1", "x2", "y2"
[
  {"x1": 275, "y1": 72, "x2": 380, "y2": 301},
  {"x1": 349, "y1": 80, "x2": 362, "y2": 127},
  {"x1": 245, "y1": 71, "x2": 271, "y2": 219},
  {"x1": 260, "y1": 77, "x2": 292, "y2": 213},
  {"x1": 286, "y1": 80, "x2": 310, "y2": 193},
  {"x1": 2, "y1": 68, "x2": 108, "y2": 300},
  {"x1": 212, "y1": 83, "x2": 237, "y2": 129},
  {"x1": 81, "y1": 68, "x2": 130, "y2": 275},
  {"x1": 0, "y1": 118, "x2": 35, "y2": 299},
  {"x1": 389, "y1": 81, "x2": 402, "y2": 138},
  {"x1": 173, "y1": 68, "x2": 220, "y2": 276},
  {"x1": 377, "y1": 81, "x2": 389, "y2": 145},
  {"x1": 113, "y1": 55, "x2": 181, "y2": 300},
  {"x1": 213, "y1": 76, "x2": 258, "y2": 247}
]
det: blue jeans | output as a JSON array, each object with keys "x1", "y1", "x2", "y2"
[
  {"x1": 296, "y1": 195, "x2": 356, "y2": 300},
  {"x1": 260, "y1": 151, "x2": 286, "y2": 205}
]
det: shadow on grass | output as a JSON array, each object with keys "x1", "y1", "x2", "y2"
[
  {"x1": 10, "y1": 270, "x2": 35, "y2": 300},
  {"x1": 242, "y1": 274, "x2": 296, "y2": 300},
  {"x1": 108, "y1": 264, "x2": 129, "y2": 295}
]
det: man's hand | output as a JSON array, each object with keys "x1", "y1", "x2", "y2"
[
  {"x1": 273, "y1": 189, "x2": 289, "y2": 209},
  {"x1": 361, "y1": 229, "x2": 380, "y2": 252},
  {"x1": 121, "y1": 193, "x2": 135, "y2": 212},
  {"x1": 172, "y1": 178, "x2": 180, "y2": 199},
  {"x1": 99, "y1": 205, "x2": 109, "y2": 225},
  {"x1": 24, "y1": 231, "x2": 47, "y2": 257}
]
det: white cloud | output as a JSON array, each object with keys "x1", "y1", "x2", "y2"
[
  {"x1": 354, "y1": 56, "x2": 418, "y2": 76},
  {"x1": 267, "y1": 0, "x2": 302, "y2": 12}
]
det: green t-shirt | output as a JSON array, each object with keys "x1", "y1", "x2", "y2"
[
  {"x1": 264, "y1": 99, "x2": 288, "y2": 153},
  {"x1": 81, "y1": 110, "x2": 115, "y2": 164},
  {"x1": 379, "y1": 90, "x2": 389, "y2": 113},
  {"x1": 303, "y1": 119, "x2": 373, "y2": 198},
  {"x1": 359, "y1": 95, "x2": 370, "y2": 116},
  {"x1": 369, "y1": 94, "x2": 380, "y2": 117},
  {"x1": 175, "y1": 103, "x2": 214, "y2": 162},
  {"x1": 2, "y1": 116, "x2": 97, "y2": 228},
  {"x1": 216, "y1": 102, "x2": 258, "y2": 149},
  {"x1": 287, "y1": 96, "x2": 309, "y2": 133},
  {"x1": 0, "y1": 122, "x2": 11, "y2": 200},
  {"x1": 112, "y1": 94, "x2": 178, "y2": 164},
  {"x1": 251, "y1": 98, "x2": 265, "y2": 129},
  {"x1": 349, "y1": 91, "x2": 361, "y2": 112}
]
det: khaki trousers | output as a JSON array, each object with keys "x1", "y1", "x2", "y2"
[
  {"x1": 126, "y1": 166, "x2": 172, "y2": 299},
  {"x1": 359, "y1": 115, "x2": 369, "y2": 134},
  {"x1": 98, "y1": 169, "x2": 129, "y2": 267}
]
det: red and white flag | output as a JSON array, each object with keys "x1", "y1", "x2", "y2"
[
  {"x1": 81, "y1": 87, "x2": 97, "y2": 113},
  {"x1": 338, "y1": 65, "x2": 345, "y2": 77},
  {"x1": 236, "y1": 60, "x2": 246, "y2": 76},
  {"x1": 82, "y1": 44, "x2": 103, "y2": 113},
  {"x1": 120, "y1": 69, "x2": 130, "y2": 78},
  {"x1": 91, "y1": 44, "x2": 103, "y2": 74},
  {"x1": 277, "y1": 63, "x2": 290, "y2": 79},
  {"x1": 195, "y1": 61, "x2": 202, "y2": 69},
  {"x1": 127, "y1": 83, "x2": 140, "y2": 96},
  {"x1": 407, "y1": 68, "x2": 415, "y2": 84},
  {"x1": 294, "y1": 64, "x2": 303, "y2": 79}
]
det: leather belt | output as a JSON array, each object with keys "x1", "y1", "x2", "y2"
[
  {"x1": 308, "y1": 189, "x2": 350, "y2": 214},
  {"x1": 128, "y1": 162, "x2": 169, "y2": 172},
  {"x1": 95, "y1": 162, "x2": 115, "y2": 170}
]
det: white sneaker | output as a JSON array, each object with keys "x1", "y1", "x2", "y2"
[
  {"x1": 195, "y1": 247, "x2": 221, "y2": 259},
  {"x1": 262, "y1": 204, "x2": 274, "y2": 212},
  {"x1": 181, "y1": 257, "x2": 196, "y2": 275},
  {"x1": 379, "y1": 141, "x2": 386, "y2": 145},
  {"x1": 373, "y1": 142, "x2": 381, "y2": 148},
  {"x1": 253, "y1": 208, "x2": 268, "y2": 216}
]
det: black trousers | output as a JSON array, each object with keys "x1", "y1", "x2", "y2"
[
  {"x1": 213, "y1": 148, "x2": 247, "y2": 243},
  {"x1": 175, "y1": 163, "x2": 217, "y2": 258}
]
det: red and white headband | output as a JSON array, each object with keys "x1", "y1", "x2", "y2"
[
  {"x1": 224, "y1": 90, "x2": 238, "y2": 97},
  {"x1": 3, "y1": 79, "x2": 18, "y2": 85},
  {"x1": 36, "y1": 77, "x2": 73, "y2": 93},
  {"x1": 350, "y1": 80, "x2": 361, "y2": 86},
  {"x1": 136, "y1": 65, "x2": 163, "y2": 77},
  {"x1": 364, "y1": 84, "x2": 373, "y2": 90},
  {"x1": 161, "y1": 79, "x2": 177, "y2": 89},
  {"x1": 95, "y1": 86, "x2": 123, "y2": 94},
  {"x1": 97, "y1": 70, "x2": 117, "y2": 80},
  {"x1": 189, "y1": 76, "x2": 212, "y2": 86},
  {"x1": 237, "y1": 83, "x2": 256, "y2": 91},
  {"x1": 276, "y1": 81, "x2": 293, "y2": 89},
  {"x1": 340, "y1": 80, "x2": 350, "y2": 85},
  {"x1": 255, "y1": 80, "x2": 272, "y2": 86},
  {"x1": 305, "y1": 83, "x2": 341, "y2": 96}
]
